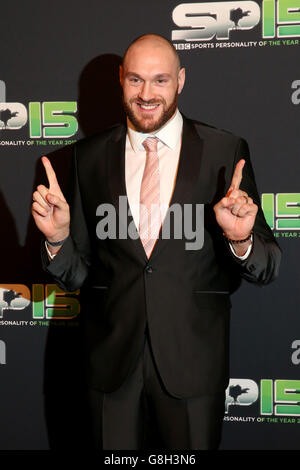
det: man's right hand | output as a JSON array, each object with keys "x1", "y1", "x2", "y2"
[{"x1": 31, "y1": 156, "x2": 70, "y2": 247}]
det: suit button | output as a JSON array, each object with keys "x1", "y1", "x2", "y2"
[{"x1": 145, "y1": 266, "x2": 153, "y2": 274}]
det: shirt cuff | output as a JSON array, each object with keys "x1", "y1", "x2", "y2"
[
  {"x1": 228, "y1": 234, "x2": 253, "y2": 260},
  {"x1": 45, "y1": 240, "x2": 57, "y2": 261}
]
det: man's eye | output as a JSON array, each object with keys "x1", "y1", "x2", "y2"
[
  {"x1": 156, "y1": 79, "x2": 167, "y2": 84},
  {"x1": 130, "y1": 78, "x2": 140, "y2": 83}
]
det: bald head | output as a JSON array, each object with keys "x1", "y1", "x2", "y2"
[
  {"x1": 120, "y1": 33, "x2": 185, "y2": 133},
  {"x1": 123, "y1": 34, "x2": 180, "y2": 72}
]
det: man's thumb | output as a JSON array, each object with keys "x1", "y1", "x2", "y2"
[{"x1": 46, "y1": 193, "x2": 63, "y2": 208}]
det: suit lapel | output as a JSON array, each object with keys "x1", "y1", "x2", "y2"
[
  {"x1": 107, "y1": 123, "x2": 148, "y2": 263},
  {"x1": 150, "y1": 116, "x2": 204, "y2": 260},
  {"x1": 166, "y1": 115, "x2": 204, "y2": 206}
]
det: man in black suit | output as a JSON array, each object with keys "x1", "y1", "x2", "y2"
[{"x1": 31, "y1": 34, "x2": 281, "y2": 450}]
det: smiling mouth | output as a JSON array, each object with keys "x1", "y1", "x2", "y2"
[{"x1": 136, "y1": 102, "x2": 160, "y2": 111}]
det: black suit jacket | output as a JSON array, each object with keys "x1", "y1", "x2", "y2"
[{"x1": 41, "y1": 115, "x2": 281, "y2": 398}]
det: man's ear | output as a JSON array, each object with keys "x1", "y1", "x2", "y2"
[
  {"x1": 119, "y1": 65, "x2": 123, "y2": 86},
  {"x1": 178, "y1": 67, "x2": 185, "y2": 94}
]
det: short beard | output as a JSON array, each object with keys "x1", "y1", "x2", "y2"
[{"x1": 123, "y1": 92, "x2": 178, "y2": 133}]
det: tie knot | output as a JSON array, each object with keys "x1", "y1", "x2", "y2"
[{"x1": 143, "y1": 136, "x2": 158, "y2": 153}]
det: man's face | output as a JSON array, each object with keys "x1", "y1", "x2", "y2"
[{"x1": 120, "y1": 41, "x2": 185, "y2": 133}]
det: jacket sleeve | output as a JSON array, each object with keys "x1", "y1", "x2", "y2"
[
  {"x1": 226, "y1": 138, "x2": 281, "y2": 285},
  {"x1": 41, "y1": 144, "x2": 92, "y2": 292}
]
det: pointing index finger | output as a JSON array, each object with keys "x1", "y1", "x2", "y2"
[
  {"x1": 41, "y1": 156, "x2": 59, "y2": 190},
  {"x1": 227, "y1": 159, "x2": 245, "y2": 196}
]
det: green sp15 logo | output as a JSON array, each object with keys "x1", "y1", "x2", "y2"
[
  {"x1": 0, "y1": 284, "x2": 80, "y2": 320},
  {"x1": 0, "y1": 80, "x2": 78, "y2": 138},
  {"x1": 261, "y1": 193, "x2": 300, "y2": 230},
  {"x1": 172, "y1": 0, "x2": 300, "y2": 41},
  {"x1": 0, "y1": 340, "x2": 6, "y2": 365},
  {"x1": 226, "y1": 378, "x2": 300, "y2": 415}
]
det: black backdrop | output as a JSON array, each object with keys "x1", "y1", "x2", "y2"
[{"x1": 0, "y1": 0, "x2": 299, "y2": 450}]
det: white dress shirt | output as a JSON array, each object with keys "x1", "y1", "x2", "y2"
[
  {"x1": 125, "y1": 109, "x2": 252, "y2": 260},
  {"x1": 126, "y1": 109, "x2": 183, "y2": 229}
]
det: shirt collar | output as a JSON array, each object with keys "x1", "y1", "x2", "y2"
[{"x1": 127, "y1": 109, "x2": 183, "y2": 153}]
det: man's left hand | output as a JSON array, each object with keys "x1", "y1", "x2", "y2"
[{"x1": 213, "y1": 159, "x2": 258, "y2": 241}]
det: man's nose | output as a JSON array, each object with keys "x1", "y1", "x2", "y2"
[{"x1": 138, "y1": 82, "x2": 153, "y2": 102}]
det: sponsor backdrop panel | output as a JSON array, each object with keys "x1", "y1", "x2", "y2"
[{"x1": 0, "y1": 0, "x2": 299, "y2": 450}]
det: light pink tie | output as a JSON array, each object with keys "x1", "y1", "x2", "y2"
[{"x1": 139, "y1": 137, "x2": 162, "y2": 258}]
